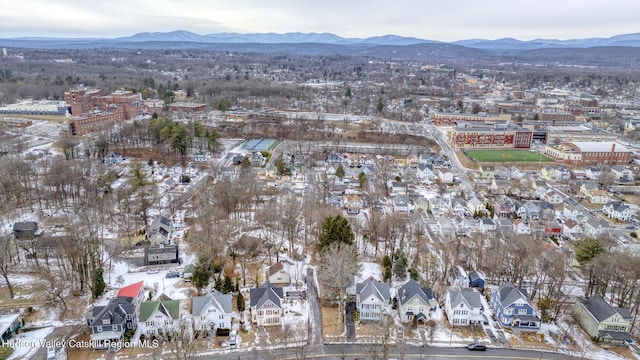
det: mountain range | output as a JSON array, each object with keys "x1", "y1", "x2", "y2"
[
  {"x1": 3, "y1": 30, "x2": 640, "y2": 49},
  {"x1": 2, "y1": 30, "x2": 640, "y2": 67}
]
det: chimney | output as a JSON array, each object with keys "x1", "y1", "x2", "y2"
[
  {"x1": 402, "y1": 289, "x2": 406, "y2": 300},
  {"x1": 610, "y1": 143, "x2": 616, "y2": 164}
]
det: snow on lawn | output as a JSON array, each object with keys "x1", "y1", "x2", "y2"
[
  {"x1": 359, "y1": 262, "x2": 382, "y2": 282},
  {"x1": 105, "y1": 260, "x2": 189, "y2": 299},
  {"x1": 8, "y1": 326, "x2": 54, "y2": 360},
  {"x1": 556, "y1": 317, "x2": 629, "y2": 360}
]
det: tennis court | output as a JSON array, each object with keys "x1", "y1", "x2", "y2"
[{"x1": 241, "y1": 138, "x2": 279, "y2": 152}]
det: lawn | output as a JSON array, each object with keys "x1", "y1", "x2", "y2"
[{"x1": 465, "y1": 149, "x2": 553, "y2": 163}]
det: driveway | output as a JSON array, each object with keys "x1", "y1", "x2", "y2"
[{"x1": 345, "y1": 301, "x2": 356, "y2": 341}]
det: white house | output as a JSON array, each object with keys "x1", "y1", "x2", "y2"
[
  {"x1": 603, "y1": 201, "x2": 632, "y2": 222},
  {"x1": 445, "y1": 286, "x2": 484, "y2": 326},
  {"x1": 356, "y1": 278, "x2": 390, "y2": 321},
  {"x1": 192, "y1": 291, "x2": 233, "y2": 332},
  {"x1": 138, "y1": 299, "x2": 180, "y2": 338}
]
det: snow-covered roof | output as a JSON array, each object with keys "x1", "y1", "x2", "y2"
[{"x1": 569, "y1": 142, "x2": 630, "y2": 153}]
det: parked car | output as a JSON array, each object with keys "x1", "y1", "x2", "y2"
[
  {"x1": 165, "y1": 271, "x2": 180, "y2": 278},
  {"x1": 467, "y1": 343, "x2": 487, "y2": 351}
]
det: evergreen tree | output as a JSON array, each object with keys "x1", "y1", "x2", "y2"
[
  {"x1": 575, "y1": 238, "x2": 606, "y2": 265},
  {"x1": 392, "y1": 249, "x2": 408, "y2": 279},
  {"x1": 335, "y1": 164, "x2": 346, "y2": 180},
  {"x1": 92, "y1": 266, "x2": 106, "y2": 299},
  {"x1": 237, "y1": 291, "x2": 245, "y2": 312},
  {"x1": 317, "y1": 215, "x2": 355, "y2": 252},
  {"x1": 192, "y1": 258, "x2": 212, "y2": 295}
]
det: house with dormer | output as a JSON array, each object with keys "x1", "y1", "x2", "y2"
[
  {"x1": 491, "y1": 282, "x2": 540, "y2": 330},
  {"x1": 450, "y1": 266, "x2": 468, "y2": 288},
  {"x1": 585, "y1": 166, "x2": 604, "y2": 180},
  {"x1": 603, "y1": 201, "x2": 632, "y2": 222},
  {"x1": 445, "y1": 286, "x2": 484, "y2": 326},
  {"x1": 517, "y1": 200, "x2": 540, "y2": 221},
  {"x1": 138, "y1": 298, "x2": 180, "y2": 338},
  {"x1": 356, "y1": 278, "x2": 390, "y2": 321},
  {"x1": 481, "y1": 217, "x2": 497, "y2": 233},
  {"x1": 250, "y1": 282, "x2": 284, "y2": 326},
  {"x1": 88, "y1": 296, "x2": 137, "y2": 350},
  {"x1": 563, "y1": 202, "x2": 582, "y2": 221},
  {"x1": 192, "y1": 291, "x2": 233, "y2": 332},
  {"x1": 397, "y1": 279, "x2": 437, "y2": 324},
  {"x1": 574, "y1": 295, "x2": 632, "y2": 345}
]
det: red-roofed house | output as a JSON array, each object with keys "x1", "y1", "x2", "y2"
[{"x1": 117, "y1": 281, "x2": 146, "y2": 310}]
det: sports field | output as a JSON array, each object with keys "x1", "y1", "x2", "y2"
[
  {"x1": 465, "y1": 150, "x2": 554, "y2": 162},
  {"x1": 241, "y1": 138, "x2": 279, "y2": 152}
]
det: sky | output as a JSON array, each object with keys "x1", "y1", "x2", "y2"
[{"x1": 2, "y1": 0, "x2": 639, "y2": 41}]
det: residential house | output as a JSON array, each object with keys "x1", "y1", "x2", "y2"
[
  {"x1": 579, "y1": 181, "x2": 600, "y2": 200},
  {"x1": 413, "y1": 197, "x2": 429, "y2": 213},
  {"x1": 183, "y1": 264, "x2": 195, "y2": 282},
  {"x1": 497, "y1": 218, "x2": 515, "y2": 238},
  {"x1": 452, "y1": 215, "x2": 472, "y2": 237},
  {"x1": 406, "y1": 154, "x2": 419, "y2": 168},
  {"x1": 450, "y1": 266, "x2": 468, "y2": 288},
  {"x1": 250, "y1": 152, "x2": 266, "y2": 167},
  {"x1": 397, "y1": 279, "x2": 436, "y2": 324},
  {"x1": 192, "y1": 291, "x2": 233, "y2": 332},
  {"x1": 588, "y1": 189, "x2": 610, "y2": 204},
  {"x1": 193, "y1": 150, "x2": 209, "y2": 162},
  {"x1": 117, "y1": 281, "x2": 146, "y2": 311},
  {"x1": 563, "y1": 202, "x2": 582, "y2": 221},
  {"x1": 345, "y1": 194, "x2": 363, "y2": 215},
  {"x1": 574, "y1": 295, "x2": 632, "y2": 345},
  {"x1": 467, "y1": 197, "x2": 486, "y2": 215},
  {"x1": 585, "y1": 166, "x2": 604, "y2": 180},
  {"x1": 327, "y1": 152, "x2": 345, "y2": 165},
  {"x1": 468, "y1": 270, "x2": 486, "y2": 289},
  {"x1": 542, "y1": 190, "x2": 564, "y2": 205},
  {"x1": 438, "y1": 216, "x2": 456, "y2": 237},
  {"x1": 603, "y1": 201, "x2": 633, "y2": 222},
  {"x1": 544, "y1": 221, "x2": 562, "y2": 236},
  {"x1": 445, "y1": 286, "x2": 484, "y2": 326},
  {"x1": 539, "y1": 201, "x2": 557, "y2": 221},
  {"x1": 612, "y1": 165, "x2": 633, "y2": 181},
  {"x1": 481, "y1": 217, "x2": 496, "y2": 233},
  {"x1": 390, "y1": 181, "x2": 408, "y2": 196},
  {"x1": 102, "y1": 152, "x2": 124, "y2": 166},
  {"x1": 429, "y1": 197, "x2": 449, "y2": 218},
  {"x1": 392, "y1": 196, "x2": 411, "y2": 214},
  {"x1": 562, "y1": 219, "x2": 583, "y2": 240},
  {"x1": 416, "y1": 163, "x2": 436, "y2": 183},
  {"x1": 491, "y1": 179, "x2": 511, "y2": 195},
  {"x1": 250, "y1": 282, "x2": 284, "y2": 326},
  {"x1": 493, "y1": 197, "x2": 515, "y2": 218},
  {"x1": 517, "y1": 201, "x2": 540, "y2": 221},
  {"x1": 0, "y1": 314, "x2": 21, "y2": 344},
  {"x1": 267, "y1": 261, "x2": 291, "y2": 286},
  {"x1": 88, "y1": 297, "x2": 137, "y2": 349},
  {"x1": 450, "y1": 197, "x2": 468, "y2": 217},
  {"x1": 328, "y1": 195, "x2": 343, "y2": 209},
  {"x1": 356, "y1": 278, "x2": 390, "y2": 321},
  {"x1": 491, "y1": 283, "x2": 540, "y2": 330},
  {"x1": 582, "y1": 215, "x2": 605, "y2": 237},
  {"x1": 138, "y1": 299, "x2": 180, "y2": 338},
  {"x1": 437, "y1": 168, "x2": 454, "y2": 184},
  {"x1": 513, "y1": 220, "x2": 532, "y2": 235},
  {"x1": 12, "y1": 221, "x2": 41, "y2": 239}
]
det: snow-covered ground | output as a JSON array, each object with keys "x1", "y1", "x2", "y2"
[{"x1": 7, "y1": 326, "x2": 54, "y2": 360}]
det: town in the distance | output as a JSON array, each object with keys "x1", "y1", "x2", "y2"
[{"x1": 1, "y1": 33, "x2": 640, "y2": 360}]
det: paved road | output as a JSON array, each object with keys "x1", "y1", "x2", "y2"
[{"x1": 191, "y1": 344, "x2": 581, "y2": 360}]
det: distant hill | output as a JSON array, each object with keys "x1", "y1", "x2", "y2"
[{"x1": 1, "y1": 30, "x2": 640, "y2": 66}]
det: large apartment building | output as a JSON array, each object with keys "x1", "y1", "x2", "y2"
[
  {"x1": 449, "y1": 122, "x2": 533, "y2": 149},
  {"x1": 65, "y1": 88, "x2": 144, "y2": 135}
]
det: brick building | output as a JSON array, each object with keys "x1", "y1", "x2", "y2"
[
  {"x1": 449, "y1": 122, "x2": 533, "y2": 149},
  {"x1": 430, "y1": 112, "x2": 511, "y2": 126},
  {"x1": 544, "y1": 141, "x2": 631, "y2": 166},
  {"x1": 65, "y1": 88, "x2": 143, "y2": 135}
]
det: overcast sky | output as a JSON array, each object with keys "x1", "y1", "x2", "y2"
[{"x1": 3, "y1": 0, "x2": 639, "y2": 41}]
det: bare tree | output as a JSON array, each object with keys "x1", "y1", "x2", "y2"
[
  {"x1": 0, "y1": 235, "x2": 16, "y2": 299},
  {"x1": 317, "y1": 244, "x2": 361, "y2": 316}
]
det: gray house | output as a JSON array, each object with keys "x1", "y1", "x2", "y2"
[{"x1": 88, "y1": 297, "x2": 136, "y2": 350}]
